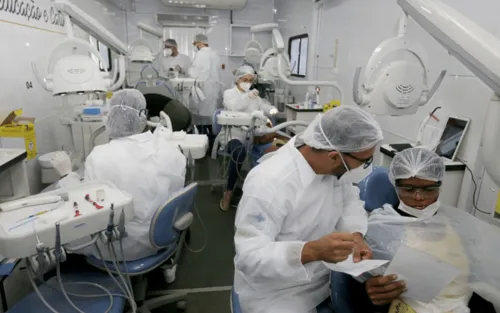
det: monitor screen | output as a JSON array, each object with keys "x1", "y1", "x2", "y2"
[{"x1": 435, "y1": 117, "x2": 468, "y2": 160}]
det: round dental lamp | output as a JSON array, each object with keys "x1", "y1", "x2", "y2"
[
  {"x1": 353, "y1": 13, "x2": 447, "y2": 116},
  {"x1": 129, "y1": 38, "x2": 157, "y2": 64}
]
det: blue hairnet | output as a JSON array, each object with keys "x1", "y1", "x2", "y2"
[
  {"x1": 193, "y1": 33, "x2": 208, "y2": 44},
  {"x1": 389, "y1": 147, "x2": 445, "y2": 184},
  {"x1": 234, "y1": 65, "x2": 255, "y2": 81},
  {"x1": 106, "y1": 89, "x2": 147, "y2": 140},
  {"x1": 302, "y1": 105, "x2": 383, "y2": 152},
  {"x1": 164, "y1": 39, "x2": 178, "y2": 48}
]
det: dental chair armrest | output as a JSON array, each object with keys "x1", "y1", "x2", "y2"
[{"x1": 174, "y1": 212, "x2": 194, "y2": 231}]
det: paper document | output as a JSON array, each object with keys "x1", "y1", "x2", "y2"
[
  {"x1": 322, "y1": 255, "x2": 389, "y2": 277},
  {"x1": 385, "y1": 244, "x2": 461, "y2": 303}
]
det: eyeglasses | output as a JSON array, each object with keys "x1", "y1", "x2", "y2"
[
  {"x1": 396, "y1": 183, "x2": 441, "y2": 199},
  {"x1": 343, "y1": 153, "x2": 374, "y2": 169}
]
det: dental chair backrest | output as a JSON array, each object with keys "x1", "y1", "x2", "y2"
[
  {"x1": 331, "y1": 166, "x2": 398, "y2": 313},
  {"x1": 357, "y1": 166, "x2": 399, "y2": 211},
  {"x1": 149, "y1": 183, "x2": 198, "y2": 249}
]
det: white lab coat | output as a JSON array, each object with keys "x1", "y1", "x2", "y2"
[
  {"x1": 160, "y1": 53, "x2": 192, "y2": 77},
  {"x1": 220, "y1": 85, "x2": 276, "y2": 144},
  {"x1": 188, "y1": 46, "x2": 222, "y2": 125},
  {"x1": 234, "y1": 137, "x2": 368, "y2": 313},
  {"x1": 60, "y1": 131, "x2": 187, "y2": 261}
]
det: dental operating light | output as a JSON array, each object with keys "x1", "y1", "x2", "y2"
[
  {"x1": 32, "y1": 0, "x2": 127, "y2": 96},
  {"x1": 397, "y1": 0, "x2": 500, "y2": 187},
  {"x1": 354, "y1": 13, "x2": 446, "y2": 116},
  {"x1": 129, "y1": 23, "x2": 163, "y2": 64}
]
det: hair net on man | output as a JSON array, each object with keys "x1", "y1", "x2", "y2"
[
  {"x1": 389, "y1": 147, "x2": 445, "y2": 185},
  {"x1": 193, "y1": 33, "x2": 209, "y2": 44},
  {"x1": 233, "y1": 65, "x2": 255, "y2": 81},
  {"x1": 302, "y1": 105, "x2": 383, "y2": 152},
  {"x1": 164, "y1": 38, "x2": 178, "y2": 48},
  {"x1": 106, "y1": 89, "x2": 147, "y2": 140}
]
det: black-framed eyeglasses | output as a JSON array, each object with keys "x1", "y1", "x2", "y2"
[
  {"x1": 395, "y1": 181, "x2": 442, "y2": 199},
  {"x1": 343, "y1": 153, "x2": 374, "y2": 169}
]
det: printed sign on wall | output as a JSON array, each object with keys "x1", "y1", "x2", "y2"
[{"x1": 0, "y1": 0, "x2": 65, "y2": 32}]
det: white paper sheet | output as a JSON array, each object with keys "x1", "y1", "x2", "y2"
[
  {"x1": 322, "y1": 255, "x2": 389, "y2": 277},
  {"x1": 384, "y1": 244, "x2": 461, "y2": 303}
]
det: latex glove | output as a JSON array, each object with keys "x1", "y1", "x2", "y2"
[
  {"x1": 269, "y1": 108, "x2": 278, "y2": 116},
  {"x1": 248, "y1": 89, "x2": 259, "y2": 99},
  {"x1": 49, "y1": 151, "x2": 72, "y2": 177}
]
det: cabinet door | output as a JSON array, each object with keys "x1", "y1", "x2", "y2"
[{"x1": 476, "y1": 170, "x2": 498, "y2": 219}]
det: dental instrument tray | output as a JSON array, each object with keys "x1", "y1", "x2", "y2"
[
  {"x1": 217, "y1": 111, "x2": 254, "y2": 126},
  {"x1": 0, "y1": 181, "x2": 134, "y2": 259}
]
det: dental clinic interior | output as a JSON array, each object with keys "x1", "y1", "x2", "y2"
[{"x1": 1, "y1": 0, "x2": 500, "y2": 312}]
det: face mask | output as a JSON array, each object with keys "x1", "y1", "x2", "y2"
[
  {"x1": 339, "y1": 162, "x2": 373, "y2": 184},
  {"x1": 398, "y1": 200, "x2": 440, "y2": 219},
  {"x1": 239, "y1": 82, "x2": 251, "y2": 92},
  {"x1": 163, "y1": 48, "x2": 172, "y2": 57},
  {"x1": 194, "y1": 44, "x2": 200, "y2": 51}
]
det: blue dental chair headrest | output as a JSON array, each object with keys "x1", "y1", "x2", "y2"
[{"x1": 358, "y1": 166, "x2": 399, "y2": 212}]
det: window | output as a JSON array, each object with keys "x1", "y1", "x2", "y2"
[
  {"x1": 288, "y1": 34, "x2": 308, "y2": 77},
  {"x1": 89, "y1": 36, "x2": 112, "y2": 72}
]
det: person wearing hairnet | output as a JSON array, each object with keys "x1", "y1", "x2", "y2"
[
  {"x1": 234, "y1": 106, "x2": 384, "y2": 313},
  {"x1": 355, "y1": 148, "x2": 500, "y2": 313},
  {"x1": 219, "y1": 65, "x2": 280, "y2": 211},
  {"x1": 188, "y1": 33, "x2": 222, "y2": 148},
  {"x1": 161, "y1": 38, "x2": 191, "y2": 78},
  {"x1": 49, "y1": 89, "x2": 187, "y2": 262}
]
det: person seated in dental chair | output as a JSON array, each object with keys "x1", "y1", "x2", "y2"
[
  {"x1": 219, "y1": 65, "x2": 286, "y2": 211},
  {"x1": 49, "y1": 89, "x2": 187, "y2": 262},
  {"x1": 351, "y1": 147, "x2": 500, "y2": 313}
]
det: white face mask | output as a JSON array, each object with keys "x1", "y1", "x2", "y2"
[
  {"x1": 163, "y1": 48, "x2": 173, "y2": 57},
  {"x1": 398, "y1": 200, "x2": 440, "y2": 219},
  {"x1": 339, "y1": 160, "x2": 373, "y2": 184},
  {"x1": 239, "y1": 82, "x2": 251, "y2": 92}
]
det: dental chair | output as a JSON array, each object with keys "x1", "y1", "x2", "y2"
[
  {"x1": 330, "y1": 166, "x2": 398, "y2": 313},
  {"x1": 86, "y1": 183, "x2": 198, "y2": 312}
]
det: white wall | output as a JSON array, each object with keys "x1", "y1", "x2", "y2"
[
  {"x1": 0, "y1": 0, "x2": 126, "y2": 194},
  {"x1": 124, "y1": 0, "x2": 275, "y2": 88},
  {"x1": 276, "y1": 0, "x2": 500, "y2": 211}
]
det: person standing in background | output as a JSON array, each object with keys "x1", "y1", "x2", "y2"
[
  {"x1": 188, "y1": 33, "x2": 222, "y2": 149},
  {"x1": 161, "y1": 38, "x2": 191, "y2": 78}
]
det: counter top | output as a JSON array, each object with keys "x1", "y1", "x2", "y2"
[
  {"x1": 0, "y1": 149, "x2": 27, "y2": 172},
  {"x1": 285, "y1": 103, "x2": 323, "y2": 112},
  {"x1": 380, "y1": 145, "x2": 466, "y2": 171}
]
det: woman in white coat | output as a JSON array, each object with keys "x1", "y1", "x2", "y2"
[
  {"x1": 188, "y1": 33, "x2": 222, "y2": 149},
  {"x1": 50, "y1": 89, "x2": 187, "y2": 262},
  {"x1": 220, "y1": 65, "x2": 279, "y2": 211}
]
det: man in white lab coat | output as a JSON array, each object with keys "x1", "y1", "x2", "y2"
[
  {"x1": 234, "y1": 106, "x2": 384, "y2": 313},
  {"x1": 188, "y1": 33, "x2": 222, "y2": 148},
  {"x1": 160, "y1": 38, "x2": 191, "y2": 78}
]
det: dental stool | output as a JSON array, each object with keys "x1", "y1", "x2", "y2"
[
  {"x1": 331, "y1": 166, "x2": 399, "y2": 313},
  {"x1": 6, "y1": 272, "x2": 127, "y2": 313},
  {"x1": 86, "y1": 183, "x2": 198, "y2": 313}
]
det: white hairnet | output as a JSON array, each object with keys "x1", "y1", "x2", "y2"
[
  {"x1": 389, "y1": 147, "x2": 445, "y2": 184},
  {"x1": 194, "y1": 33, "x2": 208, "y2": 44},
  {"x1": 106, "y1": 89, "x2": 147, "y2": 140},
  {"x1": 164, "y1": 38, "x2": 178, "y2": 48},
  {"x1": 234, "y1": 65, "x2": 255, "y2": 81},
  {"x1": 302, "y1": 105, "x2": 383, "y2": 152}
]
